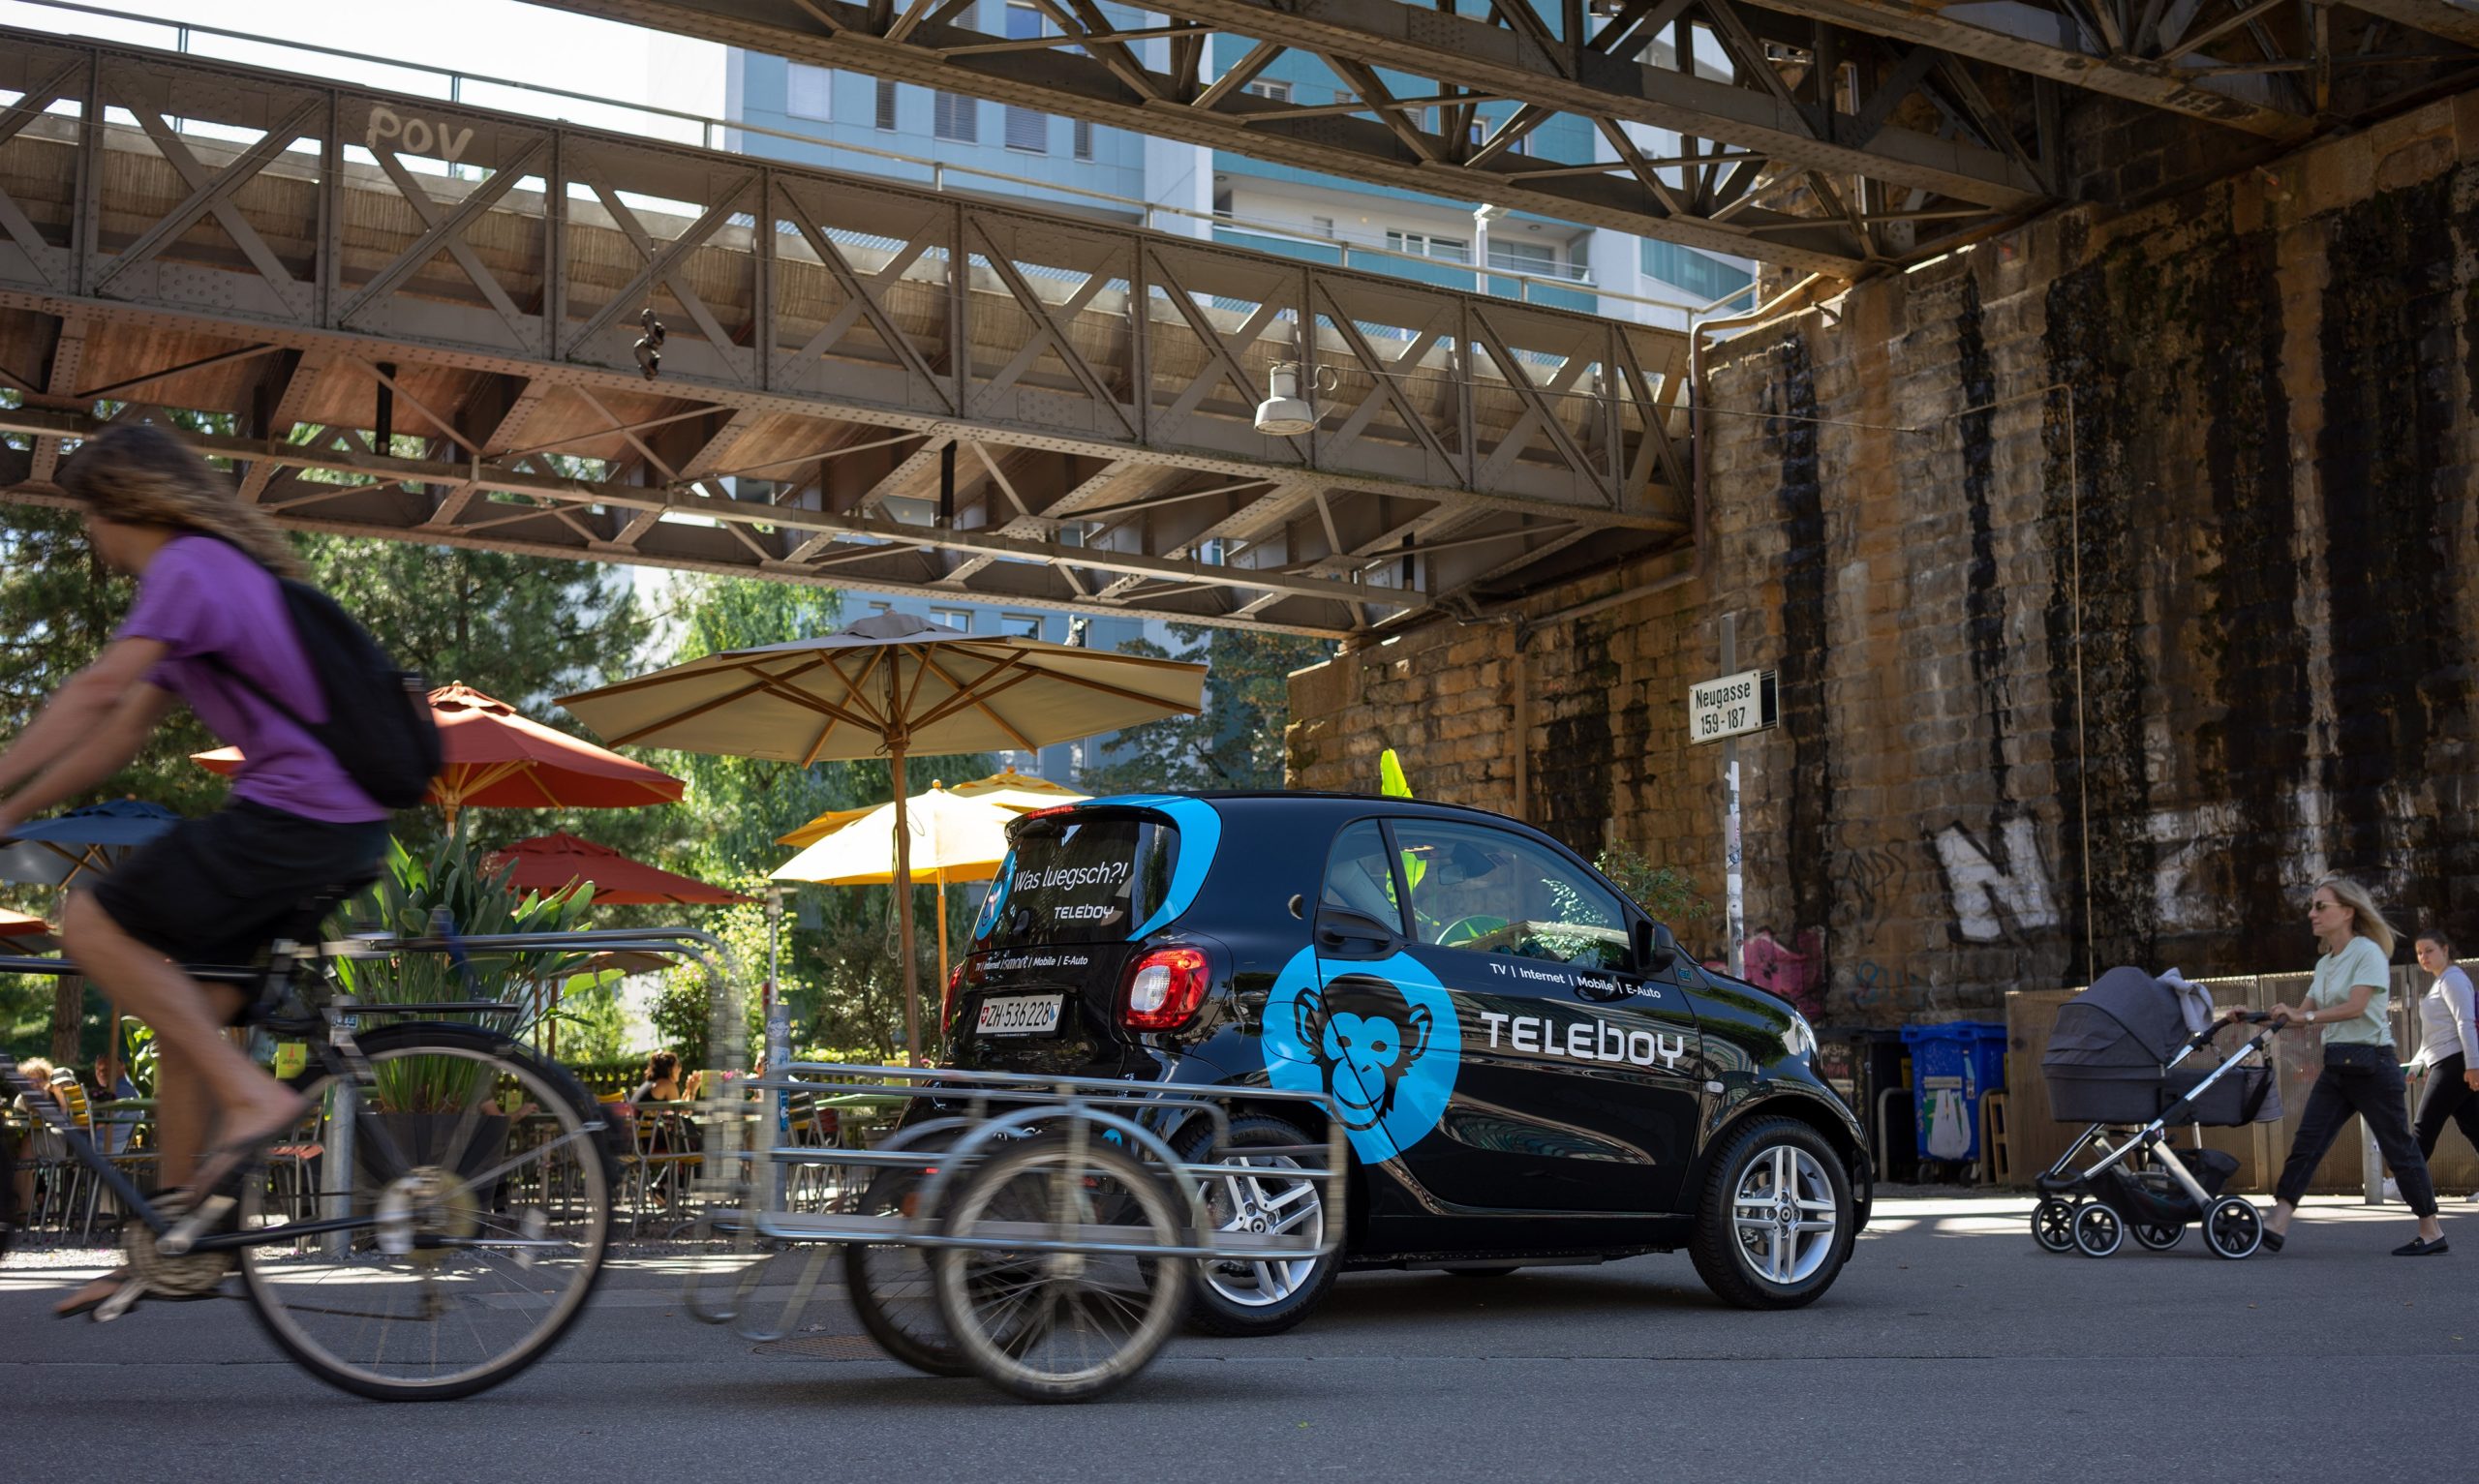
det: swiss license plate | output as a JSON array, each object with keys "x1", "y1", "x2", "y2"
[{"x1": 975, "y1": 993, "x2": 1064, "y2": 1036}]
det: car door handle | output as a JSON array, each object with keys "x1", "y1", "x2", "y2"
[{"x1": 1315, "y1": 908, "x2": 1401, "y2": 955}]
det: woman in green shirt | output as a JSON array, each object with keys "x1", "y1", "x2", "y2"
[{"x1": 2261, "y1": 877, "x2": 2446, "y2": 1256}]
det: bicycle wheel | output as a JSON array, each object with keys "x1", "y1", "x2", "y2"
[
  {"x1": 845, "y1": 1131, "x2": 971, "y2": 1377},
  {"x1": 235, "y1": 1023, "x2": 614, "y2": 1402},
  {"x1": 933, "y1": 1132, "x2": 1189, "y2": 1403}
]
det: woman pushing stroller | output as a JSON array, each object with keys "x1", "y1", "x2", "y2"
[{"x1": 2259, "y1": 877, "x2": 2447, "y2": 1257}]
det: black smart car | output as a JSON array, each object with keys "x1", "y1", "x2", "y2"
[{"x1": 937, "y1": 791, "x2": 1872, "y2": 1336}]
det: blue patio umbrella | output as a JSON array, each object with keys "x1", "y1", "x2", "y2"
[{"x1": 0, "y1": 799, "x2": 181, "y2": 886}]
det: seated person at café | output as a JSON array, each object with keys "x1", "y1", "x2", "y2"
[
  {"x1": 11, "y1": 1058, "x2": 70, "y2": 1212},
  {"x1": 630, "y1": 1051, "x2": 684, "y2": 1105}
]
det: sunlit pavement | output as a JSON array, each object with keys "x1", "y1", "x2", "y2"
[{"x1": 6, "y1": 1194, "x2": 2473, "y2": 1482}]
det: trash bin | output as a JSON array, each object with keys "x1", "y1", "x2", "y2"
[{"x1": 1900, "y1": 1021, "x2": 2008, "y2": 1168}]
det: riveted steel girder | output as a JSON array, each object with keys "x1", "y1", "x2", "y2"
[
  {"x1": 0, "y1": 28, "x2": 1694, "y2": 638},
  {"x1": 540, "y1": 0, "x2": 2060, "y2": 272}
]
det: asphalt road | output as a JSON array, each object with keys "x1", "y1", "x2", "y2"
[{"x1": 5, "y1": 1195, "x2": 2474, "y2": 1482}]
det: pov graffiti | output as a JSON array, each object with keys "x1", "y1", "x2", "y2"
[{"x1": 1742, "y1": 926, "x2": 1825, "y2": 1016}]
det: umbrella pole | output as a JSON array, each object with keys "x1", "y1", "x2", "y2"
[
  {"x1": 935, "y1": 874, "x2": 950, "y2": 998},
  {"x1": 891, "y1": 741, "x2": 920, "y2": 1064}
]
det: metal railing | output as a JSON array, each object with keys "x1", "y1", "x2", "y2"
[{"x1": 1, "y1": 0, "x2": 1737, "y2": 328}]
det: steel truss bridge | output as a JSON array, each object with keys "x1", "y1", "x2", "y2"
[
  {"x1": 544, "y1": 1, "x2": 2479, "y2": 276},
  {"x1": 0, "y1": 27, "x2": 1699, "y2": 638}
]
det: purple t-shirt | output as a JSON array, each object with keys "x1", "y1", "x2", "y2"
[{"x1": 114, "y1": 535, "x2": 386, "y2": 824}]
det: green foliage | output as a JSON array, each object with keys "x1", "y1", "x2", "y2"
[
  {"x1": 1593, "y1": 843, "x2": 1712, "y2": 928},
  {"x1": 330, "y1": 828, "x2": 597, "y2": 1111},
  {"x1": 553, "y1": 972, "x2": 633, "y2": 1065},
  {"x1": 1079, "y1": 625, "x2": 1333, "y2": 795}
]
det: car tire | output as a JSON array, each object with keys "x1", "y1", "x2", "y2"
[
  {"x1": 1177, "y1": 1112, "x2": 1340, "y2": 1338},
  {"x1": 1688, "y1": 1116, "x2": 1853, "y2": 1311}
]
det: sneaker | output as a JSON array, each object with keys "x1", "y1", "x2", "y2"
[{"x1": 2382, "y1": 1177, "x2": 2401, "y2": 1202}]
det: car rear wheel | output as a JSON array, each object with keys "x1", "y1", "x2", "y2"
[
  {"x1": 1689, "y1": 1117, "x2": 1852, "y2": 1310},
  {"x1": 1177, "y1": 1113, "x2": 1339, "y2": 1338}
]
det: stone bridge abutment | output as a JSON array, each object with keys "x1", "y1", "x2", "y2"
[{"x1": 1287, "y1": 95, "x2": 2479, "y2": 1024}]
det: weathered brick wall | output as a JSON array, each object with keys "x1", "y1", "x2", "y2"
[{"x1": 1289, "y1": 95, "x2": 2479, "y2": 1025}]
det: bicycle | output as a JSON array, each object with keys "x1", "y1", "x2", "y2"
[{"x1": 0, "y1": 901, "x2": 728, "y2": 1402}]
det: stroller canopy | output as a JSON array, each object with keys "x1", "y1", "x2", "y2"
[{"x1": 2043, "y1": 966, "x2": 2194, "y2": 1072}]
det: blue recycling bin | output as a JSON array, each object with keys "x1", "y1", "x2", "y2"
[{"x1": 1900, "y1": 1021, "x2": 2008, "y2": 1166}]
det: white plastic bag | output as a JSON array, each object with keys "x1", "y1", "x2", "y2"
[{"x1": 1925, "y1": 1087, "x2": 1973, "y2": 1161}]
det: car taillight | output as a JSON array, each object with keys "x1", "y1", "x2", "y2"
[
  {"x1": 940, "y1": 960, "x2": 968, "y2": 1035},
  {"x1": 1121, "y1": 946, "x2": 1209, "y2": 1031}
]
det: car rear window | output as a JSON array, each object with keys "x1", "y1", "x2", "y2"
[{"x1": 974, "y1": 812, "x2": 1179, "y2": 949}]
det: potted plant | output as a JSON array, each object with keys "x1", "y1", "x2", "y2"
[{"x1": 330, "y1": 828, "x2": 597, "y2": 1183}]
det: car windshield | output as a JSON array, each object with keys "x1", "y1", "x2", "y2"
[{"x1": 973, "y1": 812, "x2": 1178, "y2": 950}]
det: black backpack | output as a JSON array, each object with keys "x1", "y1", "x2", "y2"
[{"x1": 203, "y1": 580, "x2": 443, "y2": 810}]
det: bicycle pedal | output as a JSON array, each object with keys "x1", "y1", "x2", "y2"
[
  {"x1": 157, "y1": 1195, "x2": 234, "y2": 1257},
  {"x1": 94, "y1": 1279, "x2": 146, "y2": 1324}
]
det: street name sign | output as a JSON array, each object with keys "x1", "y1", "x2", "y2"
[{"x1": 1688, "y1": 669, "x2": 1778, "y2": 743}]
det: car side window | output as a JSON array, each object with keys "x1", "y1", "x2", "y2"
[
  {"x1": 1392, "y1": 820, "x2": 1631, "y2": 971},
  {"x1": 1318, "y1": 820, "x2": 1405, "y2": 931}
]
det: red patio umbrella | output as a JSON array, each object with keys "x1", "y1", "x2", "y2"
[
  {"x1": 482, "y1": 833, "x2": 753, "y2": 906},
  {"x1": 196, "y1": 682, "x2": 684, "y2": 826},
  {"x1": 0, "y1": 908, "x2": 54, "y2": 952}
]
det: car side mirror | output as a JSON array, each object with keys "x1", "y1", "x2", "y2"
[{"x1": 1635, "y1": 920, "x2": 1676, "y2": 972}]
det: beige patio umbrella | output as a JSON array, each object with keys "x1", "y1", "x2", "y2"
[
  {"x1": 775, "y1": 767, "x2": 1087, "y2": 850},
  {"x1": 557, "y1": 611, "x2": 1205, "y2": 1058},
  {"x1": 772, "y1": 783, "x2": 1023, "y2": 989}
]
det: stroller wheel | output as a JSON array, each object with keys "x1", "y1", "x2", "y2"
[
  {"x1": 2203, "y1": 1196, "x2": 2264, "y2": 1259},
  {"x1": 2071, "y1": 1203, "x2": 2124, "y2": 1257},
  {"x1": 2130, "y1": 1222, "x2": 2185, "y2": 1252},
  {"x1": 2032, "y1": 1198, "x2": 2077, "y2": 1253}
]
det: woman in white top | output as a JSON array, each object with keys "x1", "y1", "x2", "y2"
[
  {"x1": 2260, "y1": 877, "x2": 2446, "y2": 1257},
  {"x1": 2408, "y1": 927, "x2": 2479, "y2": 1180}
]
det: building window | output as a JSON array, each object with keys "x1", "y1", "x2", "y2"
[
  {"x1": 998, "y1": 613, "x2": 1043, "y2": 639},
  {"x1": 1072, "y1": 117, "x2": 1094, "y2": 160},
  {"x1": 934, "y1": 92, "x2": 978, "y2": 143},
  {"x1": 1387, "y1": 230, "x2": 1470, "y2": 263},
  {"x1": 786, "y1": 63, "x2": 833, "y2": 121},
  {"x1": 1472, "y1": 119, "x2": 1526, "y2": 155},
  {"x1": 874, "y1": 78, "x2": 899, "y2": 132},
  {"x1": 930, "y1": 606, "x2": 973, "y2": 632},
  {"x1": 1640, "y1": 239, "x2": 1754, "y2": 301},
  {"x1": 1311, "y1": 215, "x2": 1334, "y2": 238},
  {"x1": 1489, "y1": 238, "x2": 1557, "y2": 276},
  {"x1": 1241, "y1": 79, "x2": 1292, "y2": 102},
  {"x1": 1003, "y1": 4, "x2": 1047, "y2": 152}
]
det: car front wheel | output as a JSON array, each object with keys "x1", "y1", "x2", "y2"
[{"x1": 1689, "y1": 1117, "x2": 1852, "y2": 1310}]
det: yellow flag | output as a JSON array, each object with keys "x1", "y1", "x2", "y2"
[{"x1": 1380, "y1": 748, "x2": 1413, "y2": 799}]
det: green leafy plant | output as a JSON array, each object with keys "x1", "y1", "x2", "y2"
[
  {"x1": 1594, "y1": 844, "x2": 1712, "y2": 928},
  {"x1": 330, "y1": 828, "x2": 597, "y2": 1112}
]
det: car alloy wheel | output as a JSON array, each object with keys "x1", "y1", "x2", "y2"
[
  {"x1": 1729, "y1": 1142, "x2": 1841, "y2": 1287},
  {"x1": 1199, "y1": 1152, "x2": 1325, "y2": 1309}
]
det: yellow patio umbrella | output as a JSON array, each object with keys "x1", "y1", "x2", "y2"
[
  {"x1": 558, "y1": 611, "x2": 1204, "y2": 1059},
  {"x1": 775, "y1": 767, "x2": 1087, "y2": 850},
  {"x1": 771, "y1": 783, "x2": 1024, "y2": 988}
]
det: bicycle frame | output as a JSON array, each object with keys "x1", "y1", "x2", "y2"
[{"x1": 0, "y1": 922, "x2": 746, "y2": 1257}]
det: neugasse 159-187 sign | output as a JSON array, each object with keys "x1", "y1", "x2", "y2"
[{"x1": 1688, "y1": 669, "x2": 1778, "y2": 743}]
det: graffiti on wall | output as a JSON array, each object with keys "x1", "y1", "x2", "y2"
[
  {"x1": 1741, "y1": 926, "x2": 1825, "y2": 1017},
  {"x1": 1930, "y1": 815, "x2": 2061, "y2": 943}
]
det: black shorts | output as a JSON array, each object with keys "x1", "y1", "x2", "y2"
[{"x1": 88, "y1": 799, "x2": 388, "y2": 967}]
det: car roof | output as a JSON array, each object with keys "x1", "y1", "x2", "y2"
[{"x1": 1069, "y1": 789, "x2": 1569, "y2": 832}]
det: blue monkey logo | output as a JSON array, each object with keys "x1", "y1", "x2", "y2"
[{"x1": 1266, "y1": 947, "x2": 1459, "y2": 1163}]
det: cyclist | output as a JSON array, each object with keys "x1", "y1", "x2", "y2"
[{"x1": 0, "y1": 424, "x2": 390, "y2": 1316}]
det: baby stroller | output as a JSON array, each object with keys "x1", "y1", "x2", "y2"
[{"x1": 2033, "y1": 966, "x2": 2285, "y2": 1258}]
